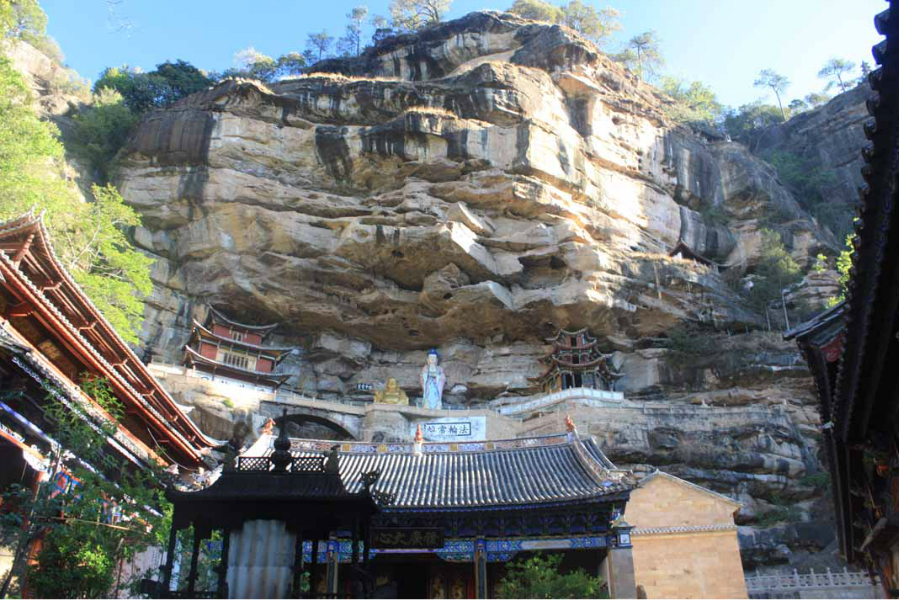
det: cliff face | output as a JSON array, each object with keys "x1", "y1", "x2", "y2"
[
  {"x1": 115, "y1": 12, "x2": 856, "y2": 568},
  {"x1": 755, "y1": 85, "x2": 870, "y2": 214}
]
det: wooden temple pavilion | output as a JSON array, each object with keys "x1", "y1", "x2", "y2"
[
  {"x1": 0, "y1": 211, "x2": 215, "y2": 482},
  {"x1": 785, "y1": 1, "x2": 899, "y2": 595},
  {"x1": 532, "y1": 328, "x2": 622, "y2": 393},
  {"x1": 166, "y1": 419, "x2": 637, "y2": 598},
  {"x1": 163, "y1": 411, "x2": 389, "y2": 599},
  {"x1": 183, "y1": 307, "x2": 294, "y2": 389}
]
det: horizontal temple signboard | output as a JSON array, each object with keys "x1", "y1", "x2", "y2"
[
  {"x1": 411, "y1": 416, "x2": 487, "y2": 442},
  {"x1": 371, "y1": 527, "x2": 445, "y2": 549}
]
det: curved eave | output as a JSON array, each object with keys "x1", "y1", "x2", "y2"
[
  {"x1": 0, "y1": 241, "x2": 213, "y2": 466},
  {"x1": 190, "y1": 320, "x2": 294, "y2": 360},
  {"x1": 206, "y1": 306, "x2": 279, "y2": 334},
  {"x1": 545, "y1": 327, "x2": 595, "y2": 343}
]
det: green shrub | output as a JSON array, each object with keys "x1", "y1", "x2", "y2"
[
  {"x1": 748, "y1": 229, "x2": 803, "y2": 311},
  {"x1": 496, "y1": 553, "x2": 608, "y2": 599}
]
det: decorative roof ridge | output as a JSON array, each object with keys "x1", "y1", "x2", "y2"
[
  {"x1": 183, "y1": 345, "x2": 291, "y2": 380},
  {"x1": 278, "y1": 432, "x2": 575, "y2": 456},
  {"x1": 206, "y1": 306, "x2": 279, "y2": 333},
  {"x1": 637, "y1": 470, "x2": 742, "y2": 508},
  {"x1": 0, "y1": 213, "x2": 216, "y2": 457},
  {"x1": 190, "y1": 319, "x2": 296, "y2": 353},
  {"x1": 783, "y1": 300, "x2": 847, "y2": 341},
  {"x1": 631, "y1": 523, "x2": 737, "y2": 536}
]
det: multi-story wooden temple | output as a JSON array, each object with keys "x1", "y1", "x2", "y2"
[
  {"x1": 183, "y1": 307, "x2": 294, "y2": 389},
  {"x1": 532, "y1": 328, "x2": 621, "y2": 393},
  {"x1": 0, "y1": 211, "x2": 215, "y2": 485},
  {"x1": 165, "y1": 420, "x2": 638, "y2": 599},
  {"x1": 786, "y1": 2, "x2": 899, "y2": 596}
]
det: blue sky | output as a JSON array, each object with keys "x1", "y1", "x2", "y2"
[{"x1": 43, "y1": 0, "x2": 882, "y2": 109}]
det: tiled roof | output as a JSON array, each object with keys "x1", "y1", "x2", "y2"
[{"x1": 249, "y1": 433, "x2": 632, "y2": 510}]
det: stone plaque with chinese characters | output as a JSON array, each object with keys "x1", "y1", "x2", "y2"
[
  {"x1": 412, "y1": 416, "x2": 487, "y2": 442},
  {"x1": 371, "y1": 527, "x2": 445, "y2": 549}
]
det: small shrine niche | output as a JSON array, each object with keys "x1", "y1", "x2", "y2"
[{"x1": 533, "y1": 328, "x2": 621, "y2": 393}]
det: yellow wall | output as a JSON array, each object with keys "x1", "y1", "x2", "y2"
[{"x1": 627, "y1": 473, "x2": 748, "y2": 599}]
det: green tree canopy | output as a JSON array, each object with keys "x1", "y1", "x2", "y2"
[
  {"x1": 306, "y1": 31, "x2": 335, "y2": 63},
  {"x1": 804, "y1": 91, "x2": 832, "y2": 108},
  {"x1": 0, "y1": 56, "x2": 152, "y2": 343},
  {"x1": 818, "y1": 58, "x2": 856, "y2": 93},
  {"x1": 723, "y1": 100, "x2": 783, "y2": 145},
  {"x1": 216, "y1": 48, "x2": 307, "y2": 82},
  {"x1": 660, "y1": 77, "x2": 722, "y2": 124},
  {"x1": 0, "y1": 0, "x2": 47, "y2": 45},
  {"x1": 613, "y1": 30, "x2": 663, "y2": 81},
  {"x1": 1, "y1": 378, "x2": 170, "y2": 598},
  {"x1": 508, "y1": 0, "x2": 563, "y2": 23},
  {"x1": 93, "y1": 59, "x2": 212, "y2": 113},
  {"x1": 337, "y1": 5, "x2": 370, "y2": 57},
  {"x1": 753, "y1": 69, "x2": 790, "y2": 120},
  {"x1": 496, "y1": 553, "x2": 608, "y2": 599},
  {"x1": 507, "y1": 0, "x2": 620, "y2": 47},
  {"x1": 389, "y1": 0, "x2": 452, "y2": 31}
]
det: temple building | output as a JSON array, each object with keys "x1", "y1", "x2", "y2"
[
  {"x1": 164, "y1": 419, "x2": 639, "y2": 599},
  {"x1": 532, "y1": 328, "x2": 621, "y2": 393},
  {"x1": 183, "y1": 306, "x2": 294, "y2": 390},
  {"x1": 785, "y1": 3, "x2": 899, "y2": 596}
]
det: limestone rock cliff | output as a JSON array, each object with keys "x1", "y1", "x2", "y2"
[{"x1": 114, "y1": 11, "x2": 857, "y2": 567}]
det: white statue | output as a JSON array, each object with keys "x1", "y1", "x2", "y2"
[{"x1": 420, "y1": 349, "x2": 446, "y2": 410}]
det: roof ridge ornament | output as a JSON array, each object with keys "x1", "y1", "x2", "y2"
[
  {"x1": 270, "y1": 409, "x2": 291, "y2": 472},
  {"x1": 566, "y1": 414, "x2": 577, "y2": 434}
]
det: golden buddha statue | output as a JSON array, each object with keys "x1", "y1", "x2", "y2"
[{"x1": 373, "y1": 377, "x2": 409, "y2": 405}]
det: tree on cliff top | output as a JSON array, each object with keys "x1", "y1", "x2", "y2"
[
  {"x1": 389, "y1": 0, "x2": 452, "y2": 31},
  {"x1": 337, "y1": 5, "x2": 369, "y2": 56},
  {"x1": 753, "y1": 69, "x2": 790, "y2": 121},
  {"x1": 0, "y1": 0, "x2": 46, "y2": 45},
  {"x1": 94, "y1": 60, "x2": 212, "y2": 113},
  {"x1": 508, "y1": 0, "x2": 621, "y2": 48},
  {"x1": 660, "y1": 77, "x2": 722, "y2": 124},
  {"x1": 306, "y1": 31, "x2": 334, "y2": 63},
  {"x1": 0, "y1": 56, "x2": 152, "y2": 344},
  {"x1": 818, "y1": 58, "x2": 856, "y2": 93},
  {"x1": 613, "y1": 30, "x2": 663, "y2": 82}
]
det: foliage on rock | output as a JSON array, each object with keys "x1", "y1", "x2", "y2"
[
  {"x1": 659, "y1": 76, "x2": 722, "y2": 124},
  {"x1": 761, "y1": 150, "x2": 847, "y2": 239},
  {"x1": 70, "y1": 88, "x2": 139, "y2": 182},
  {"x1": 748, "y1": 229, "x2": 803, "y2": 311}
]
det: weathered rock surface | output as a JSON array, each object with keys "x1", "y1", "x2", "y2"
[
  {"x1": 112, "y1": 11, "x2": 859, "y2": 568},
  {"x1": 755, "y1": 85, "x2": 871, "y2": 215}
]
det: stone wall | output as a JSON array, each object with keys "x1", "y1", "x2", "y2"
[{"x1": 628, "y1": 473, "x2": 747, "y2": 599}]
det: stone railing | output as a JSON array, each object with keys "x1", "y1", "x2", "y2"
[
  {"x1": 745, "y1": 568, "x2": 876, "y2": 598},
  {"x1": 489, "y1": 387, "x2": 625, "y2": 416}
]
